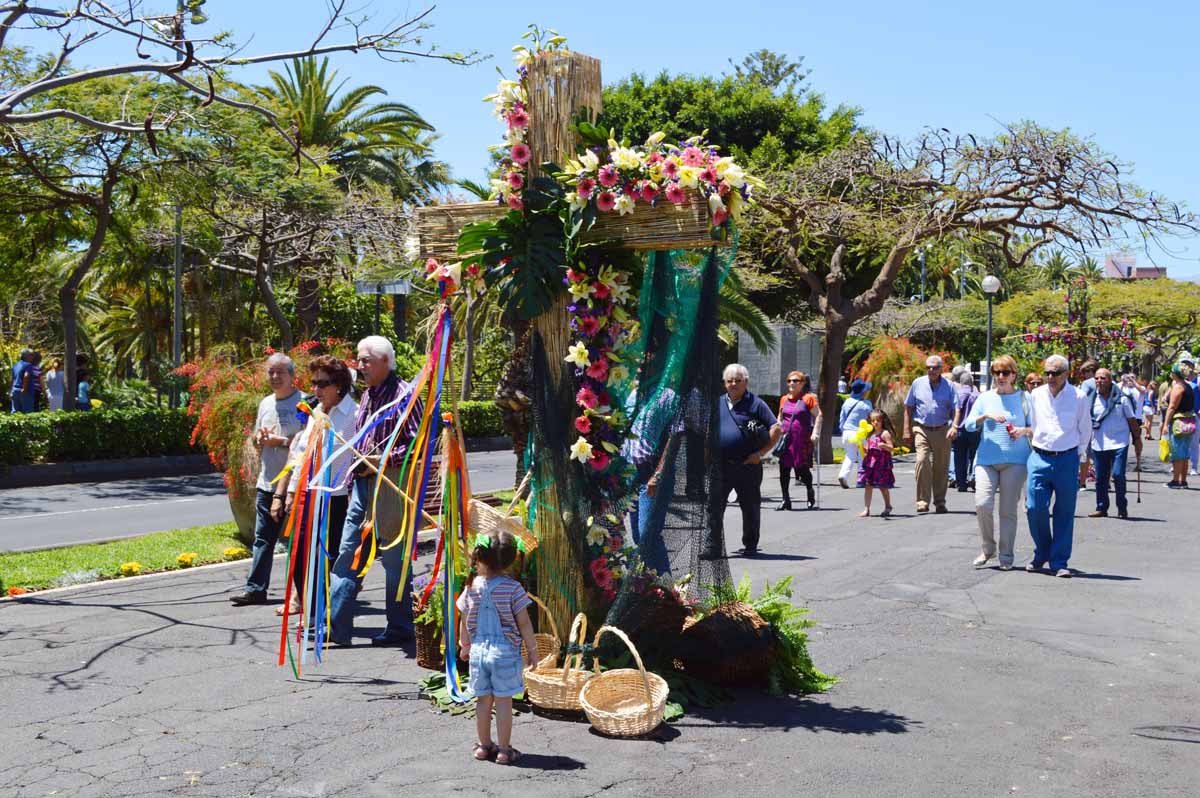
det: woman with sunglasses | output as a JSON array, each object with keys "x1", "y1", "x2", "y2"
[
  {"x1": 1024, "y1": 373, "x2": 1044, "y2": 392},
  {"x1": 776, "y1": 370, "x2": 821, "y2": 510},
  {"x1": 963, "y1": 355, "x2": 1032, "y2": 570},
  {"x1": 272, "y1": 355, "x2": 359, "y2": 620}
]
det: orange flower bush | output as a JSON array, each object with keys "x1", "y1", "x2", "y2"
[{"x1": 855, "y1": 336, "x2": 956, "y2": 405}]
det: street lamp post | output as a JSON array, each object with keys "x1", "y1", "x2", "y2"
[{"x1": 982, "y1": 274, "x2": 1002, "y2": 388}]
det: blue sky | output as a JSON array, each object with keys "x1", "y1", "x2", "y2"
[{"x1": 32, "y1": 1, "x2": 1200, "y2": 277}]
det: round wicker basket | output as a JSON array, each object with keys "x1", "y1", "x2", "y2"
[
  {"x1": 520, "y1": 593, "x2": 561, "y2": 670},
  {"x1": 525, "y1": 612, "x2": 592, "y2": 711},
  {"x1": 679, "y1": 600, "x2": 774, "y2": 686},
  {"x1": 579, "y1": 625, "x2": 669, "y2": 738}
]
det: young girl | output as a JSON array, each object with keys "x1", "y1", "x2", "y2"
[
  {"x1": 456, "y1": 529, "x2": 540, "y2": 765},
  {"x1": 857, "y1": 409, "x2": 896, "y2": 518}
]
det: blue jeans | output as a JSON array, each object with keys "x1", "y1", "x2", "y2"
[
  {"x1": 1092, "y1": 446, "x2": 1128, "y2": 514},
  {"x1": 10, "y1": 391, "x2": 34, "y2": 413},
  {"x1": 1025, "y1": 449, "x2": 1079, "y2": 570},
  {"x1": 329, "y1": 477, "x2": 413, "y2": 643},
  {"x1": 245, "y1": 488, "x2": 283, "y2": 594},
  {"x1": 632, "y1": 468, "x2": 675, "y2": 576}
]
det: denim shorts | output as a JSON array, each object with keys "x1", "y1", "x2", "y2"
[{"x1": 468, "y1": 639, "x2": 525, "y2": 697}]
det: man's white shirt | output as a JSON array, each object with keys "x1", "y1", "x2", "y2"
[{"x1": 1028, "y1": 383, "x2": 1092, "y2": 456}]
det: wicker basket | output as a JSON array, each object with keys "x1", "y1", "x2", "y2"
[
  {"x1": 413, "y1": 592, "x2": 443, "y2": 671},
  {"x1": 520, "y1": 593, "x2": 561, "y2": 670},
  {"x1": 679, "y1": 601, "x2": 775, "y2": 686},
  {"x1": 525, "y1": 613, "x2": 592, "y2": 711},
  {"x1": 467, "y1": 475, "x2": 537, "y2": 555},
  {"x1": 579, "y1": 625, "x2": 669, "y2": 738}
]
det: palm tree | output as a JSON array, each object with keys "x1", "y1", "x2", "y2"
[
  {"x1": 256, "y1": 57, "x2": 445, "y2": 194},
  {"x1": 1039, "y1": 249, "x2": 1077, "y2": 290},
  {"x1": 1075, "y1": 255, "x2": 1104, "y2": 281}
]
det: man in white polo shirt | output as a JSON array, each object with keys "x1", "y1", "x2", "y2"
[{"x1": 1021, "y1": 354, "x2": 1092, "y2": 578}]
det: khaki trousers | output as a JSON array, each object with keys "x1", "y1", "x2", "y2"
[
  {"x1": 974, "y1": 462, "x2": 1027, "y2": 565},
  {"x1": 914, "y1": 424, "x2": 951, "y2": 508}
]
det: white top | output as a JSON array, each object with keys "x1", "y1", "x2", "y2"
[
  {"x1": 1090, "y1": 390, "x2": 1136, "y2": 452},
  {"x1": 254, "y1": 390, "x2": 304, "y2": 491},
  {"x1": 45, "y1": 369, "x2": 64, "y2": 397},
  {"x1": 1028, "y1": 383, "x2": 1092, "y2": 456},
  {"x1": 286, "y1": 393, "x2": 359, "y2": 497}
]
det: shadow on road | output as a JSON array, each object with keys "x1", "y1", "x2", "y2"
[
  {"x1": 678, "y1": 696, "x2": 918, "y2": 735},
  {"x1": 1131, "y1": 725, "x2": 1200, "y2": 744}
]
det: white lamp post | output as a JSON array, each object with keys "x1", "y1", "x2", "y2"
[{"x1": 982, "y1": 274, "x2": 1002, "y2": 388}]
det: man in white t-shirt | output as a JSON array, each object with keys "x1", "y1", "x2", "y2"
[
  {"x1": 231, "y1": 353, "x2": 304, "y2": 606},
  {"x1": 1088, "y1": 369, "x2": 1139, "y2": 520},
  {"x1": 1024, "y1": 354, "x2": 1092, "y2": 578}
]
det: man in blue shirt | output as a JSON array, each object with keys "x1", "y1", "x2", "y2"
[
  {"x1": 1087, "y1": 369, "x2": 1138, "y2": 519},
  {"x1": 9, "y1": 348, "x2": 35, "y2": 413},
  {"x1": 903, "y1": 355, "x2": 958, "y2": 513},
  {"x1": 715, "y1": 363, "x2": 780, "y2": 557}
]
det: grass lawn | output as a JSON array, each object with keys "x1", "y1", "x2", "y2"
[{"x1": 1, "y1": 522, "x2": 247, "y2": 594}]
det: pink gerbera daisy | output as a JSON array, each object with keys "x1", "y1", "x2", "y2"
[
  {"x1": 511, "y1": 142, "x2": 532, "y2": 165},
  {"x1": 579, "y1": 316, "x2": 601, "y2": 336},
  {"x1": 598, "y1": 165, "x2": 620, "y2": 187},
  {"x1": 596, "y1": 192, "x2": 616, "y2": 212},
  {"x1": 699, "y1": 167, "x2": 717, "y2": 185},
  {"x1": 586, "y1": 357, "x2": 609, "y2": 381},
  {"x1": 682, "y1": 146, "x2": 705, "y2": 167},
  {"x1": 641, "y1": 183, "x2": 658, "y2": 202},
  {"x1": 718, "y1": 180, "x2": 732, "y2": 197},
  {"x1": 577, "y1": 177, "x2": 596, "y2": 198},
  {"x1": 662, "y1": 159, "x2": 679, "y2": 178},
  {"x1": 576, "y1": 386, "x2": 599, "y2": 409},
  {"x1": 506, "y1": 193, "x2": 524, "y2": 210},
  {"x1": 506, "y1": 107, "x2": 530, "y2": 129},
  {"x1": 574, "y1": 415, "x2": 592, "y2": 434},
  {"x1": 507, "y1": 171, "x2": 524, "y2": 190},
  {"x1": 666, "y1": 184, "x2": 686, "y2": 204},
  {"x1": 589, "y1": 451, "x2": 611, "y2": 471}
]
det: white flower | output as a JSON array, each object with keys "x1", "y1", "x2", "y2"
[
  {"x1": 568, "y1": 280, "x2": 594, "y2": 300},
  {"x1": 615, "y1": 194, "x2": 635, "y2": 216},
  {"x1": 587, "y1": 524, "x2": 608, "y2": 546},
  {"x1": 708, "y1": 192, "x2": 726, "y2": 215},
  {"x1": 568, "y1": 192, "x2": 587, "y2": 211},
  {"x1": 612, "y1": 146, "x2": 642, "y2": 171},
  {"x1": 579, "y1": 150, "x2": 600, "y2": 172},
  {"x1": 570, "y1": 437, "x2": 594, "y2": 464},
  {"x1": 565, "y1": 341, "x2": 591, "y2": 369},
  {"x1": 677, "y1": 166, "x2": 700, "y2": 189},
  {"x1": 443, "y1": 261, "x2": 462, "y2": 287},
  {"x1": 609, "y1": 364, "x2": 629, "y2": 384},
  {"x1": 713, "y1": 156, "x2": 734, "y2": 176},
  {"x1": 489, "y1": 178, "x2": 507, "y2": 199},
  {"x1": 645, "y1": 131, "x2": 666, "y2": 147},
  {"x1": 512, "y1": 45, "x2": 532, "y2": 67},
  {"x1": 722, "y1": 164, "x2": 746, "y2": 189}
]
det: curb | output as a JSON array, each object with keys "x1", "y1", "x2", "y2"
[
  {"x1": 1, "y1": 454, "x2": 215, "y2": 488},
  {"x1": 1, "y1": 528, "x2": 442, "y2": 603}
]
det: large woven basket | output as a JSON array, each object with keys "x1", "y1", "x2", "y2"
[
  {"x1": 520, "y1": 593, "x2": 561, "y2": 670},
  {"x1": 525, "y1": 613, "x2": 592, "y2": 711},
  {"x1": 679, "y1": 601, "x2": 775, "y2": 686},
  {"x1": 467, "y1": 473, "x2": 537, "y2": 554},
  {"x1": 414, "y1": 613, "x2": 442, "y2": 671},
  {"x1": 579, "y1": 625, "x2": 669, "y2": 738}
]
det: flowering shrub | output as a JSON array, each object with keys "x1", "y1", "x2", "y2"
[
  {"x1": 119, "y1": 562, "x2": 142, "y2": 576},
  {"x1": 855, "y1": 337, "x2": 956, "y2": 405},
  {"x1": 7, "y1": 586, "x2": 28, "y2": 597},
  {"x1": 176, "y1": 552, "x2": 197, "y2": 568},
  {"x1": 223, "y1": 546, "x2": 250, "y2": 560}
]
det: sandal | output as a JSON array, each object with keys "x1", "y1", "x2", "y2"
[
  {"x1": 495, "y1": 746, "x2": 521, "y2": 765},
  {"x1": 473, "y1": 743, "x2": 497, "y2": 761}
]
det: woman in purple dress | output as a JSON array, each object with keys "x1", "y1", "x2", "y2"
[{"x1": 776, "y1": 370, "x2": 822, "y2": 510}]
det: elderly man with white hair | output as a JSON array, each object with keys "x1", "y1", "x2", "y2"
[
  {"x1": 1020, "y1": 354, "x2": 1092, "y2": 577},
  {"x1": 715, "y1": 363, "x2": 781, "y2": 557},
  {"x1": 328, "y1": 335, "x2": 422, "y2": 646},
  {"x1": 903, "y1": 354, "x2": 958, "y2": 513},
  {"x1": 230, "y1": 353, "x2": 304, "y2": 606}
]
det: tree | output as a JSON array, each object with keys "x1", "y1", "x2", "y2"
[
  {"x1": 758, "y1": 124, "x2": 1200, "y2": 461},
  {"x1": 727, "y1": 50, "x2": 809, "y2": 95},
  {"x1": 1039, "y1": 249, "x2": 1077, "y2": 290}
]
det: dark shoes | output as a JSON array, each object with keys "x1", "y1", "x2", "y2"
[
  {"x1": 371, "y1": 629, "x2": 414, "y2": 646},
  {"x1": 736, "y1": 547, "x2": 759, "y2": 558},
  {"x1": 934, "y1": 505, "x2": 949, "y2": 514},
  {"x1": 1117, "y1": 510, "x2": 1129, "y2": 519},
  {"x1": 776, "y1": 500, "x2": 793, "y2": 511},
  {"x1": 1088, "y1": 510, "x2": 1108, "y2": 518},
  {"x1": 230, "y1": 591, "x2": 267, "y2": 606}
]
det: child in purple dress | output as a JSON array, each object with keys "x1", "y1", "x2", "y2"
[{"x1": 857, "y1": 409, "x2": 896, "y2": 518}]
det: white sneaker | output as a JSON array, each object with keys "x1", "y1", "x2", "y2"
[
  {"x1": 1056, "y1": 568, "x2": 1072, "y2": 578},
  {"x1": 972, "y1": 553, "x2": 993, "y2": 568},
  {"x1": 1191, "y1": 469, "x2": 1198, "y2": 477}
]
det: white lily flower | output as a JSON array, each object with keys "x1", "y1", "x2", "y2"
[
  {"x1": 708, "y1": 192, "x2": 726, "y2": 214},
  {"x1": 615, "y1": 194, "x2": 635, "y2": 216},
  {"x1": 579, "y1": 150, "x2": 600, "y2": 172},
  {"x1": 568, "y1": 192, "x2": 587, "y2": 211},
  {"x1": 722, "y1": 164, "x2": 746, "y2": 188},
  {"x1": 568, "y1": 280, "x2": 593, "y2": 300},
  {"x1": 612, "y1": 146, "x2": 642, "y2": 171},
  {"x1": 565, "y1": 341, "x2": 591, "y2": 369},
  {"x1": 678, "y1": 166, "x2": 700, "y2": 189},
  {"x1": 570, "y1": 437, "x2": 594, "y2": 464},
  {"x1": 587, "y1": 524, "x2": 608, "y2": 546}
]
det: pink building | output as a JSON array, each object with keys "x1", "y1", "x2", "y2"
[{"x1": 1104, "y1": 253, "x2": 1168, "y2": 280}]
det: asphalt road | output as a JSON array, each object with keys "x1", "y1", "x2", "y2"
[
  {"x1": 0, "y1": 449, "x2": 522, "y2": 552},
  {"x1": 1, "y1": 458, "x2": 1195, "y2": 797}
]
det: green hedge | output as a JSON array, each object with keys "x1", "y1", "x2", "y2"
[
  {"x1": 0, "y1": 401, "x2": 507, "y2": 467},
  {"x1": 0, "y1": 408, "x2": 200, "y2": 466}
]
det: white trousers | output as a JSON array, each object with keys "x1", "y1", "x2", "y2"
[
  {"x1": 974, "y1": 462, "x2": 1027, "y2": 565},
  {"x1": 838, "y1": 437, "x2": 861, "y2": 482}
]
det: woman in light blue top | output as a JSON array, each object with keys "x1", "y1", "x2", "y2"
[{"x1": 963, "y1": 355, "x2": 1032, "y2": 570}]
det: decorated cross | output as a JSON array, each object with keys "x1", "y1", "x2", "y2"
[{"x1": 411, "y1": 45, "x2": 736, "y2": 628}]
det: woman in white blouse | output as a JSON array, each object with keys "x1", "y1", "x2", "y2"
[{"x1": 272, "y1": 355, "x2": 359, "y2": 618}]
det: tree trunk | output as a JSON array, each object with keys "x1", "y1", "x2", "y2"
[
  {"x1": 61, "y1": 194, "x2": 115, "y2": 408},
  {"x1": 817, "y1": 316, "x2": 850, "y2": 465},
  {"x1": 296, "y1": 274, "x2": 320, "y2": 342},
  {"x1": 460, "y1": 291, "x2": 478, "y2": 401},
  {"x1": 392, "y1": 294, "x2": 407, "y2": 342},
  {"x1": 256, "y1": 266, "x2": 293, "y2": 351}
]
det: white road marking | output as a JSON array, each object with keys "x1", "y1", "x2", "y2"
[{"x1": 0, "y1": 497, "x2": 205, "y2": 522}]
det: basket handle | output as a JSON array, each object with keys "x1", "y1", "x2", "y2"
[
  {"x1": 525, "y1": 592, "x2": 560, "y2": 642},
  {"x1": 503, "y1": 470, "x2": 533, "y2": 518},
  {"x1": 590, "y1": 624, "x2": 654, "y2": 709},
  {"x1": 560, "y1": 612, "x2": 589, "y2": 683}
]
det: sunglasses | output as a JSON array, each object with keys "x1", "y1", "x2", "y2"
[
  {"x1": 992, "y1": 369, "x2": 1014, "y2": 376},
  {"x1": 787, "y1": 378, "x2": 801, "y2": 383},
  {"x1": 1043, "y1": 369, "x2": 1065, "y2": 377},
  {"x1": 926, "y1": 365, "x2": 941, "y2": 370},
  {"x1": 312, "y1": 379, "x2": 335, "y2": 388}
]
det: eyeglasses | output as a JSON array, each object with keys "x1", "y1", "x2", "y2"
[
  {"x1": 312, "y1": 379, "x2": 334, "y2": 389},
  {"x1": 926, "y1": 365, "x2": 940, "y2": 370},
  {"x1": 992, "y1": 369, "x2": 1013, "y2": 376},
  {"x1": 1043, "y1": 369, "x2": 1065, "y2": 377},
  {"x1": 355, "y1": 356, "x2": 373, "y2": 364},
  {"x1": 787, "y1": 379, "x2": 801, "y2": 383}
]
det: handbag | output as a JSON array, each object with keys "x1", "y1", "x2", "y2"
[
  {"x1": 771, "y1": 426, "x2": 791, "y2": 458},
  {"x1": 1173, "y1": 416, "x2": 1197, "y2": 436}
]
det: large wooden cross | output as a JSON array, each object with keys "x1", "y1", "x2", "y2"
[{"x1": 412, "y1": 49, "x2": 729, "y2": 627}]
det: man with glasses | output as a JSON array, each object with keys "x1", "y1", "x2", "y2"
[
  {"x1": 903, "y1": 355, "x2": 958, "y2": 513},
  {"x1": 1088, "y1": 369, "x2": 1138, "y2": 519},
  {"x1": 716, "y1": 363, "x2": 781, "y2": 557},
  {"x1": 328, "y1": 335, "x2": 421, "y2": 646},
  {"x1": 1023, "y1": 354, "x2": 1092, "y2": 577},
  {"x1": 230, "y1": 353, "x2": 304, "y2": 606}
]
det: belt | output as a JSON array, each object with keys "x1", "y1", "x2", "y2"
[
  {"x1": 916, "y1": 423, "x2": 947, "y2": 430},
  {"x1": 1033, "y1": 446, "x2": 1075, "y2": 458}
]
